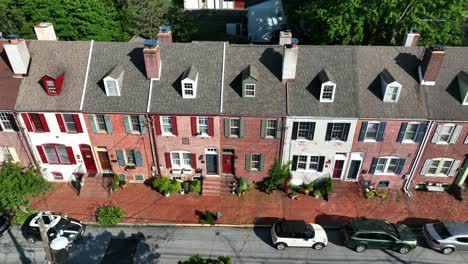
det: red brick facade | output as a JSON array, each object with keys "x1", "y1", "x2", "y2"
[
  {"x1": 0, "y1": 117, "x2": 34, "y2": 167},
  {"x1": 350, "y1": 119, "x2": 425, "y2": 189},
  {"x1": 220, "y1": 116, "x2": 283, "y2": 183},
  {"x1": 84, "y1": 113, "x2": 152, "y2": 181}
]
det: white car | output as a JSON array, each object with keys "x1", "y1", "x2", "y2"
[{"x1": 271, "y1": 219, "x2": 328, "y2": 250}]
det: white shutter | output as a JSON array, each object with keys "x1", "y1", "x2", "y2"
[
  {"x1": 431, "y1": 125, "x2": 442, "y2": 143},
  {"x1": 421, "y1": 159, "x2": 432, "y2": 175},
  {"x1": 464, "y1": 135, "x2": 468, "y2": 144},
  {"x1": 448, "y1": 160, "x2": 461, "y2": 176},
  {"x1": 449, "y1": 125, "x2": 463, "y2": 144}
]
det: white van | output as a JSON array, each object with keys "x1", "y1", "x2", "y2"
[{"x1": 271, "y1": 219, "x2": 328, "y2": 250}]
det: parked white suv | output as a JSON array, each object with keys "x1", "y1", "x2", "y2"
[{"x1": 271, "y1": 219, "x2": 328, "y2": 250}]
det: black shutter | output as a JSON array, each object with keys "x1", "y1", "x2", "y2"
[
  {"x1": 318, "y1": 156, "x2": 325, "y2": 172},
  {"x1": 291, "y1": 155, "x2": 298, "y2": 171},
  {"x1": 7, "y1": 114, "x2": 19, "y2": 131},
  {"x1": 369, "y1": 158, "x2": 378, "y2": 174},
  {"x1": 342, "y1": 123, "x2": 351, "y2": 141},
  {"x1": 325, "y1": 123, "x2": 333, "y2": 141},
  {"x1": 291, "y1": 122, "x2": 298, "y2": 140},
  {"x1": 397, "y1": 122, "x2": 408, "y2": 142},
  {"x1": 395, "y1": 159, "x2": 406, "y2": 174},
  {"x1": 358, "y1": 122, "x2": 368, "y2": 141},
  {"x1": 307, "y1": 122, "x2": 315, "y2": 140},
  {"x1": 376, "y1": 122, "x2": 386, "y2": 142},
  {"x1": 415, "y1": 123, "x2": 427, "y2": 142}
]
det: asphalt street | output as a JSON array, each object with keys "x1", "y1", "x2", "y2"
[{"x1": 1, "y1": 225, "x2": 468, "y2": 264}]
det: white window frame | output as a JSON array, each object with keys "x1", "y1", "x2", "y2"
[
  {"x1": 463, "y1": 93, "x2": 468, "y2": 105},
  {"x1": 244, "y1": 84, "x2": 255, "y2": 97},
  {"x1": 46, "y1": 80, "x2": 57, "y2": 93},
  {"x1": 266, "y1": 119, "x2": 277, "y2": 138},
  {"x1": 171, "y1": 151, "x2": 192, "y2": 170},
  {"x1": 230, "y1": 118, "x2": 240, "y2": 137},
  {"x1": 383, "y1": 83, "x2": 402, "y2": 103},
  {"x1": 0, "y1": 113, "x2": 13, "y2": 131},
  {"x1": 426, "y1": 158, "x2": 455, "y2": 177},
  {"x1": 402, "y1": 122, "x2": 420, "y2": 142},
  {"x1": 296, "y1": 122, "x2": 313, "y2": 140},
  {"x1": 181, "y1": 74, "x2": 198, "y2": 99},
  {"x1": 374, "y1": 157, "x2": 400, "y2": 175},
  {"x1": 197, "y1": 117, "x2": 209, "y2": 136},
  {"x1": 0, "y1": 146, "x2": 14, "y2": 162},
  {"x1": 62, "y1": 114, "x2": 77, "y2": 133},
  {"x1": 295, "y1": 155, "x2": 321, "y2": 172},
  {"x1": 94, "y1": 115, "x2": 108, "y2": 133},
  {"x1": 104, "y1": 77, "x2": 120, "y2": 96},
  {"x1": 160, "y1": 116, "x2": 173, "y2": 135},
  {"x1": 183, "y1": 82, "x2": 194, "y2": 96},
  {"x1": 251, "y1": 153, "x2": 261, "y2": 171},
  {"x1": 319, "y1": 82, "x2": 336, "y2": 102},
  {"x1": 130, "y1": 116, "x2": 141, "y2": 133},
  {"x1": 124, "y1": 149, "x2": 136, "y2": 166},
  {"x1": 436, "y1": 124, "x2": 455, "y2": 144},
  {"x1": 330, "y1": 123, "x2": 346, "y2": 141},
  {"x1": 364, "y1": 122, "x2": 380, "y2": 141}
]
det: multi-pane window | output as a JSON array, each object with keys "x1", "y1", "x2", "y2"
[
  {"x1": 403, "y1": 123, "x2": 419, "y2": 141},
  {"x1": 171, "y1": 152, "x2": 192, "y2": 168},
  {"x1": 171, "y1": 153, "x2": 181, "y2": 166},
  {"x1": 245, "y1": 84, "x2": 255, "y2": 97},
  {"x1": 230, "y1": 119, "x2": 240, "y2": 137},
  {"x1": 439, "y1": 125, "x2": 454, "y2": 143},
  {"x1": 251, "y1": 154, "x2": 261, "y2": 170},
  {"x1": 198, "y1": 117, "x2": 209, "y2": 135},
  {"x1": 374, "y1": 158, "x2": 400, "y2": 174},
  {"x1": 161, "y1": 116, "x2": 173, "y2": 134},
  {"x1": 385, "y1": 86, "x2": 399, "y2": 102},
  {"x1": 125, "y1": 150, "x2": 135, "y2": 165},
  {"x1": 297, "y1": 156, "x2": 307, "y2": 170},
  {"x1": 106, "y1": 80, "x2": 119, "y2": 96},
  {"x1": 365, "y1": 123, "x2": 379, "y2": 140},
  {"x1": 266, "y1": 119, "x2": 277, "y2": 138},
  {"x1": 95, "y1": 115, "x2": 107, "y2": 131},
  {"x1": 0, "y1": 113, "x2": 13, "y2": 130},
  {"x1": 440, "y1": 160, "x2": 453, "y2": 175},
  {"x1": 308, "y1": 156, "x2": 319, "y2": 170},
  {"x1": 46, "y1": 80, "x2": 56, "y2": 93},
  {"x1": 44, "y1": 145, "x2": 70, "y2": 164},
  {"x1": 184, "y1": 83, "x2": 193, "y2": 96},
  {"x1": 331, "y1": 123, "x2": 344, "y2": 140},
  {"x1": 297, "y1": 122, "x2": 313, "y2": 139},
  {"x1": 426, "y1": 159, "x2": 455, "y2": 176},
  {"x1": 130, "y1": 116, "x2": 140, "y2": 132},
  {"x1": 63, "y1": 114, "x2": 77, "y2": 132},
  {"x1": 295, "y1": 155, "x2": 321, "y2": 171},
  {"x1": 0, "y1": 146, "x2": 13, "y2": 161},
  {"x1": 321, "y1": 85, "x2": 334, "y2": 101},
  {"x1": 427, "y1": 160, "x2": 440, "y2": 175},
  {"x1": 30, "y1": 114, "x2": 45, "y2": 132}
]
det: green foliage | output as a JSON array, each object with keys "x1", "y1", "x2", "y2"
[
  {"x1": 169, "y1": 179, "x2": 182, "y2": 193},
  {"x1": 284, "y1": 0, "x2": 465, "y2": 46},
  {"x1": 0, "y1": 162, "x2": 52, "y2": 213},
  {"x1": 178, "y1": 255, "x2": 232, "y2": 264},
  {"x1": 12, "y1": 208, "x2": 37, "y2": 225},
  {"x1": 96, "y1": 205, "x2": 125, "y2": 226},
  {"x1": 235, "y1": 177, "x2": 249, "y2": 196},
  {"x1": 313, "y1": 189, "x2": 322, "y2": 197},
  {"x1": 112, "y1": 173, "x2": 120, "y2": 191},
  {"x1": 261, "y1": 160, "x2": 291, "y2": 194},
  {"x1": 152, "y1": 176, "x2": 171, "y2": 193},
  {"x1": 199, "y1": 211, "x2": 216, "y2": 225},
  {"x1": 364, "y1": 189, "x2": 388, "y2": 199},
  {"x1": 189, "y1": 180, "x2": 201, "y2": 194},
  {"x1": 364, "y1": 190, "x2": 375, "y2": 199},
  {"x1": 324, "y1": 177, "x2": 333, "y2": 195},
  {"x1": 182, "y1": 181, "x2": 190, "y2": 192}
]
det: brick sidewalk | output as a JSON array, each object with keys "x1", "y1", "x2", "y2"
[{"x1": 29, "y1": 181, "x2": 468, "y2": 227}]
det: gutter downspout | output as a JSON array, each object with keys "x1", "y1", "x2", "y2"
[
  {"x1": 146, "y1": 79, "x2": 159, "y2": 177},
  {"x1": 403, "y1": 120, "x2": 434, "y2": 196},
  {"x1": 279, "y1": 82, "x2": 289, "y2": 164},
  {"x1": 150, "y1": 116, "x2": 161, "y2": 176}
]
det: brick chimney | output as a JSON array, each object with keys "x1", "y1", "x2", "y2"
[
  {"x1": 34, "y1": 22, "x2": 57, "y2": 41},
  {"x1": 143, "y1": 39, "x2": 161, "y2": 79},
  {"x1": 418, "y1": 45, "x2": 445, "y2": 86},
  {"x1": 402, "y1": 29, "x2": 420, "y2": 47},
  {"x1": 3, "y1": 35, "x2": 30, "y2": 77},
  {"x1": 279, "y1": 30, "x2": 292, "y2": 45},
  {"x1": 157, "y1": 25, "x2": 172, "y2": 43},
  {"x1": 282, "y1": 38, "x2": 299, "y2": 83}
]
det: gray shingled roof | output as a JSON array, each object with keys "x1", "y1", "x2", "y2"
[
  {"x1": 424, "y1": 47, "x2": 468, "y2": 121},
  {"x1": 243, "y1": 64, "x2": 258, "y2": 81},
  {"x1": 82, "y1": 42, "x2": 151, "y2": 113},
  {"x1": 222, "y1": 44, "x2": 286, "y2": 116},
  {"x1": 182, "y1": 66, "x2": 198, "y2": 81},
  {"x1": 380, "y1": 68, "x2": 396, "y2": 84},
  {"x1": 287, "y1": 46, "x2": 357, "y2": 117},
  {"x1": 318, "y1": 68, "x2": 335, "y2": 83},
  {"x1": 354, "y1": 46, "x2": 428, "y2": 119},
  {"x1": 15, "y1": 41, "x2": 91, "y2": 112},
  {"x1": 149, "y1": 42, "x2": 223, "y2": 114}
]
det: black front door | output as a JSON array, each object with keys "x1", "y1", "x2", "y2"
[
  {"x1": 206, "y1": 154, "x2": 218, "y2": 175},
  {"x1": 347, "y1": 160, "x2": 361, "y2": 180}
]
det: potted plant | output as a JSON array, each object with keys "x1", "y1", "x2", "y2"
[
  {"x1": 303, "y1": 183, "x2": 314, "y2": 195},
  {"x1": 111, "y1": 173, "x2": 120, "y2": 191},
  {"x1": 120, "y1": 180, "x2": 127, "y2": 189},
  {"x1": 169, "y1": 179, "x2": 182, "y2": 194},
  {"x1": 152, "y1": 176, "x2": 171, "y2": 196},
  {"x1": 163, "y1": 190, "x2": 170, "y2": 197},
  {"x1": 182, "y1": 181, "x2": 190, "y2": 194},
  {"x1": 313, "y1": 189, "x2": 321, "y2": 198}
]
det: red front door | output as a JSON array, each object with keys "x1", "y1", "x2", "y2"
[
  {"x1": 79, "y1": 144, "x2": 98, "y2": 174},
  {"x1": 234, "y1": 0, "x2": 245, "y2": 9},
  {"x1": 222, "y1": 155, "x2": 234, "y2": 174},
  {"x1": 332, "y1": 160, "x2": 344, "y2": 179}
]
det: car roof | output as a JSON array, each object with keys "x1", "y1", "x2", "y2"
[
  {"x1": 350, "y1": 218, "x2": 396, "y2": 234},
  {"x1": 276, "y1": 220, "x2": 308, "y2": 236},
  {"x1": 443, "y1": 222, "x2": 468, "y2": 236}
]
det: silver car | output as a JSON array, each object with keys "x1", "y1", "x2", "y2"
[{"x1": 423, "y1": 222, "x2": 468, "y2": 255}]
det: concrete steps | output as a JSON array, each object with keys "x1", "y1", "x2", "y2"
[
  {"x1": 202, "y1": 177, "x2": 221, "y2": 196},
  {"x1": 80, "y1": 175, "x2": 111, "y2": 198}
]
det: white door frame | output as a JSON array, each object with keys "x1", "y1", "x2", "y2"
[{"x1": 346, "y1": 152, "x2": 364, "y2": 181}]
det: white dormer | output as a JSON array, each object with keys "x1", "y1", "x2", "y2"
[
  {"x1": 104, "y1": 64, "x2": 124, "y2": 96},
  {"x1": 380, "y1": 69, "x2": 402, "y2": 103},
  {"x1": 318, "y1": 69, "x2": 336, "y2": 102},
  {"x1": 181, "y1": 66, "x2": 198, "y2": 99}
]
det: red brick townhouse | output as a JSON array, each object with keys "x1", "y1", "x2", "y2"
[
  {"x1": 81, "y1": 41, "x2": 153, "y2": 184},
  {"x1": 408, "y1": 46, "x2": 468, "y2": 193},
  {"x1": 145, "y1": 36, "x2": 225, "y2": 195},
  {"x1": 220, "y1": 44, "x2": 286, "y2": 183},
  {"x1": 350, "y1": 45, "x2": 429, "y2": 189},
  {"x1": 0, "y1": 38, "x2": 34, "y2": 167}
]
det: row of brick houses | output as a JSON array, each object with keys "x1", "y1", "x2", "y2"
[{"x1": 0, "y1": 24, "x2": 467, "y2": 196}]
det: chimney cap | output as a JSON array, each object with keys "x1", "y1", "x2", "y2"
[
  {"x1": 429, "y1": 45, "x2": 445, "y2": 52},
  {"x1": 35, "y1": 22, "x2": 52, "y2": 28},
  {"x1": 144, "y1": 39, "x2": 158, "y2": 47},
  {"x1": 410, "y1": 28, "x2": 420, "y2": 34},
  {"x1": 159, "y1": 25, "x2": 171, "y2": 32}
]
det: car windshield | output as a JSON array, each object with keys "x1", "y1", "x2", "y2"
[
  {"x1": 54, "y1": 218, "x2": 70, "y2": 231},
  {"x1": 305, "y1": 224, "x2": 315, "y2": 238},
  {"x1": 433, "y1": 223, "x2": 452, "y2": 239},
  {"x1": 390, "y1": 224, "x2": 400, "y2": 239}
]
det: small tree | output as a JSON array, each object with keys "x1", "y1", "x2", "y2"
[
  {"x1": 178, "y1": 255, "x2": 231, "y2": 264},
  {"x1": 152, "y1": 176, "x2": 171, "y2": 194},
  {"x1": 261, "y1": 160, "x2": 291, "y2": 194},
  {"x1": 189, "y1": 180, "x2": 201, "y2": 194},
  {"x1": 96, "y1": 205, "x2": 125, "y2": 226},
  {"x1": 169, "y1": 179, "x2": 182, "y2": 193}
]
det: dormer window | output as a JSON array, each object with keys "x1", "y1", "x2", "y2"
[
  {"x1": 457, "y1": 71, "x2": 468, "y2": 105},
  {"x1": 380, "y1": 69, "x2": 402, "y2": 103},
  {"x1": 46, "y1": 80, "x2": 56, "y2": 93},
  {"x1": 104, "y1": 64, "x2": 124, "y2": 97},
  {"x1": 181, "y1": 66, "x2": 198, "y2": 98},
  {"x1": 41, "y1": 73, "x2": 64, "y2": 96},
  {"x1": 318, "y1": 69, "x2": 336, "y2": 102},
  {"x1": 242, "y1": 64, "x2": 258, "y2": 98}
]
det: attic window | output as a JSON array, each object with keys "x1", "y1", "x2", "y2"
[
  {"x1": 181, "y1": 66, "x2": 198, "y2": 99},
  {"x1": 46, "y1": 80, "x2": 56, "y2": 93},
  {"x1": 105, "y1": 80, "x2": 119, "y2": 96},
  {"x1": 242, "y1": 64, "x2": 258, "y2": 98},
  {"x1": 318, "y1": 69, "x2": 336, "y2": 102},
  {"x1": 104, "y1": 64, "x2": 124, "y2": 97},
  {"x1": 380, "y1": 69, "x2": 402, "y2": 103},
  {"x1": 41, "y1": 73, "x2": 64, "y2": 96},
  {"x1": 245, "y1": 84, "x2": 255, "y2": 97}
]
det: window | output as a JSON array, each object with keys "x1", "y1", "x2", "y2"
[
  {"x1": 439, "y1": 125, "x2": 454, "y2": 143},
  {"x1": 161, "y1": 116, "x2": 173, "y2": 134},
  {"x1": 266, "y1": 119, "x2": 277, "y2": 138},
  {"x1": 198, "y1": 117, "x2": 209, "y2": 135},
  {"x1": 377, "y1": 181, "x2": 390, "y2": 188},
  {"x1": 385, "y1": 86, "x2": 400, "y2": 102},
  {"x1": 0, "y1": 113, "x2": 13, "y2": 130},
  {"x1": 130, "y1": 116, "x2": 140, "y2": 132},
  {"x1": 326, "y1": 123, "x2": 350, "y2": 141},
  {"x1": 44, "y1": 145, "x2": 70, "y2": 164},
  {"x1": 51, "y1": 172, "x2": 63, "y2": 180},
  {"x1": 297, "y1": 122, "x2": 314, "y2": 139},
  {"x1": 308, "y1": 156, "x2": 319, "y2": 170},
  {"x1": 331, "y1": 123, "x2": 344, "y2": 140},
  {"x1": 297, "y1": 156, "x2": 307, "y2": 170},
  {"x1": 0, "y1": 146, "x2": 13, "y2": 162},
  {"x1": 125, "y1": 150, "x2": 135, "y2": 165},
  {"x1": 426, "y1": 159, "x2": 455, "y2": 176},
  {"x1": 456, "y1": 237, "x2": 468, "y2": 243},
  {"x1": 294, "y1": 155, "x2": 323, "y2": 171},
  {"x1": 95, "y1": 115, "x2": 107, "y2": 132},
  {"x1": 63, "y1": 114, "x2": 77, "y2": 133},
  {"x1": 230, "y1": 119, "x2": 240, "y2": 137},
  {"x1": 251, "y1": 154, "x2": 261, "y2": 171},
  {"x1": 30, "y1": 114, "x2": 45, "y2": 132},
  {"x1": 184, "y1": 83, "x2": 193, "y2": 96},
  {"x1": 365, "y1": 123, "x2": 379, "y2": 140},
  {"x1": 245, "y1": 84, "x2": 255, "y2": 97},
  {"x1": 433, "y1": 124, "x2": 463, "y2": 144},
  {"x1": 320, "y1": 85, "x2": 335, "y2": 102},
  {"x1": 135, "y1": 175, "x2": 145, "y2": 181},
  {"x1": 374, "y1": 158, "x2": 402, "y2": 174},
  {"x1": 403, "y1": 123, "x2": 419, "y2": 141},
  {"x1": 171, "y1": 151, "x2": 192, "y2": 169},
  {"x1": 46, "y1": 80, "x2": 56, "y2": 93},
  {"x1": 105, "y1": 80, "x2": 119, "y2": 96}
]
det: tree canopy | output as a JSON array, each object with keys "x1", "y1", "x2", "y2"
[
  {"x1": 178, "y1": 255, "x2": 232, "y2": 264},
  {"x1": 284, "y1": 0, "x2": 465, "y2": 46}
]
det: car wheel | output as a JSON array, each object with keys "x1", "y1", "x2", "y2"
[
  {"x1": 26, "y1": 237, "x2": 36, "y2": 243},
  {"x1": 275, "y1": 242, "x2": 287, "y2": 250},
  {"x1": 398, "y1": 245, "x2": 410, "y2": 254},
  {"x1": 441, "y1": 247, "x2": 454, "y2": 255},
  {"x1": 355, "y1": 244, "x2": 367, "y2": 253},
  {"x1": 313, "y1": 243, "x2": 325, "y2": 250}
]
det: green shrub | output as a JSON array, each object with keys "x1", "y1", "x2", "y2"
[
  {"x1": 182, "y1": 181, "x2": 190, "y2": 192},
  {"x1": 364, "y1": 190, "x2": 375, "y2": 199},
  {"x1": 112, "y1": 174, "x2": 120, "y2": 191},
  {"x1": 13, "y1": 209, "x2": 37, "y2": 225},
  {"x1": 375, "y1": 190, "x2": 388, "y2": 199},
  {"x1": 261, "y1": 160, "x2": 291, "y2": 194},
  {"x1": 199, "y1": 210, "x2": 216, "y2": 225},
  {"x1": 313, "y1": 189, "x2": 321, "y2": 197},
  {"x1": 169, "y1": 179, "x2": 182, "y2": 193},
  {"x1": 152, "y1": 176, "x2": 171, "y2": 193},
  {"x1": 291, "y1": 185, "x2": 304, "y2": 193},
  {"x1": 189, "y1": 180, "x2": 201, "y2": 193},
  {"x1": 235, "y1": 177, "x2": 248, "y2": 196},
  {"x1": 324, "y1": 177, "x2": 333, "y2": 194},
  {"x1": 178, "y1": 255, "x2": 232, "y2": 264},
  {"x1": 96, "y1": 206, "x2": 125, "y2": 226}
]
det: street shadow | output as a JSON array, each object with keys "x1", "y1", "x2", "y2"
[
  {"x1": 396, "y1": 217, "x2": 440, "y2": 249},
  {"x1": 252, "y1": 217, "x2": 280, "y2": 248},
  {"x1": 314, "y1": 214, "x2": 353, "y2": 246},
  {"x1": 394, "y1": 53, "x2": 420, "y2": 82},
  {"x1": 7, "y1": 229, "x2": 32, "y2": 264}
]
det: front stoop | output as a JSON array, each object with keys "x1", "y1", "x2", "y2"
[
  {"x1": 79, "y1": 174, "x2": 112, "y2": 198},
  {"x1": 202, "y1": 176, "x2": 221, "y2": 196}
]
